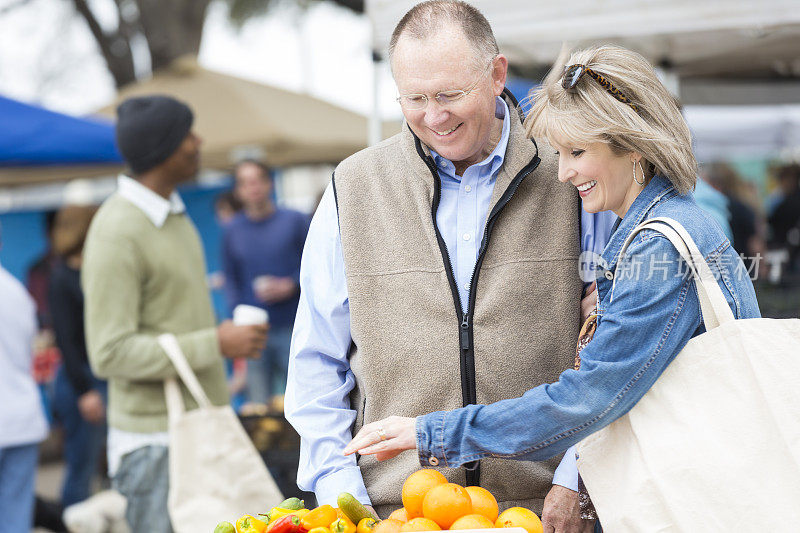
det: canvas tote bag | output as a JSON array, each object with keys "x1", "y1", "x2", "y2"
[
  {"x1": 158, "y1": 334, "x2": 284, "y2": 532},
  {"x1": 576, "y1": 217, "x2": 800, "y2": 531}
]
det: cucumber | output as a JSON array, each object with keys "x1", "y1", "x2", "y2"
[
  {"x1": 337, "y1": 492, "x2": 378, "y2": 523},
  {"x1": 277, "y1": 497, "x2": 305, "y2": 511}
]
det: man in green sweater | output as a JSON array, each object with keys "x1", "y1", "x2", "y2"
[{"x1": 83, "y1": 95, "x2": 267, "y2": 533}]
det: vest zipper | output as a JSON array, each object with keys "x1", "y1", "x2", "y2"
[{"x1": 415, "y1": 133, "x2": 541, "y2": 486}]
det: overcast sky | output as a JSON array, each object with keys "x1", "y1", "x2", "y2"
[{"x1": 0, "y1": 0, "x2": 404, "y2": 119}]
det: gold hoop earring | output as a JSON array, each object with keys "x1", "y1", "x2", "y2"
[{"x1": 633, "y1": 160, "x2": 645, "y2": 186}]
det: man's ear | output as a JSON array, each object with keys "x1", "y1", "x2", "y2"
[{"x1": 492, "y1": 54, "x2": 509, "y2": 96}]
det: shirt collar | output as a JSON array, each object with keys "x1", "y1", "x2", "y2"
[
  {"x1": 430, "y1": 96, "x2": 511, "y2": 179},
  {"x1": 116, "y1": 175, "x2": 186, "y2": 228}
]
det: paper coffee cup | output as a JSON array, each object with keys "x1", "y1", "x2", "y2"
[{"x1": 233, "y1": 304, "x2": 269, "y2": 326}]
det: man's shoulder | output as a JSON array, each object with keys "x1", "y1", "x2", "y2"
[
  {"x1": 335, "y1": 130, "x2": 406, "y2": 177},
  {"x1": 87, "y1": 193, "x2": 148, "y2": 242},
  {"x1": 94, "y1": 193, "x2": 140, "y2": 222},
  {"x1": 528, "y1": 135, "x2": 556, "y2": 168}
]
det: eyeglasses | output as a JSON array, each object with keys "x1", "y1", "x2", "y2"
[
  {"x1": 562, "y1": 64, "x2": 638, "y2": 113},
  {"x1": 396, "y1": 59, "x2": 494, "y2": 111}
]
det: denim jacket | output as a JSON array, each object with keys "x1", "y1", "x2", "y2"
[{"x1": 416, "y1": 175, "x2": 761, "y2": 467}]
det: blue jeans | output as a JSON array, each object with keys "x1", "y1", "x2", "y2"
[
  {"x1": 0, "y1": 443, "x2": 38, "y2": 533},
  {"x1": 113, "y1": 445, "x2": 172, "y2": 533},
  {"x1": 246, "y1": 324, "x2": 293, "y2": 404},
  {"x1": 52, "y1": 368, "x2": 107, "y2": 507}
]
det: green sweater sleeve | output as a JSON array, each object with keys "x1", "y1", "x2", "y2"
[{"x1": 83, "y1": 237, "x2": 220, "y2": 381}]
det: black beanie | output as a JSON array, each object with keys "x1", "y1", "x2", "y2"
[{"x1": 115, "y1": 95, "x2": 194, "y2": 174}]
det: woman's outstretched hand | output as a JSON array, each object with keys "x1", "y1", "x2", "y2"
[{"x1": 344, "y1": 416, "x2": 417, "y2": 461}]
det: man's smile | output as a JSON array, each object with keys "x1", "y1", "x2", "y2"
[{"x1": 432, "y1": 123, "x2": 463, "y2": 136}]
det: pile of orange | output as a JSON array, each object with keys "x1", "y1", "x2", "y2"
[{"x1": 378, "y1": 469, "x2": 543, "y2": 533}]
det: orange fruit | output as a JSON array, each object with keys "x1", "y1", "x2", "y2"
[
  {"x1": 399, "y1": 518, "x2": 441, "y2": 532},
  {"x1": 373, "y1": 519, "x2": 404, "y2": 533},
  {"x1": 421, "y1": 483, "x2": 472, "y2": 529},
  {"x1": 449, "y1": 514, "x2": 495, "y2": 530},
  {"x1": 464, "y1": 486, "x2": 499, "y2": 522},
  {"x1": 388, "y1": 508, "x2": 409, "y2": 523},
  {"x1": 495, "y1": 507, "x2": 543, "y2": 533},
  {"x1": 402, "y1": 469, "x2": 448, "y2": 519}
]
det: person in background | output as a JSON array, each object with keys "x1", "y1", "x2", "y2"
[
  {"x1": 214, "y1": 189, "x2": 242, "y2": 227},
  {"x1": 693, "y1": 177, "x2": 733, "y2": 243},
  {"x1": 48, "y1": 204, "x2": 107, "y2": 508},
  {"x1": 212, "y1": 189, "x2": 247, "y2": 410},
  {"x1": 26, "y1": 211, "x2": 61, "y2": 422},
  {"x1": 0, "y1": 224, "x2": 50, "y2": 533},
  {"x1": 768, "y1": 163, "x2": 800, "y2": 274},
  {"x1": 27, "y1": 210, "x2": 58, "y2": 329},
  {"x1": 703, "y1": 162, "x2": 766, "y2": 275},
  {"x1": 82, "y1": 95, "x2": 267, "y2": 532},
  {"x1": 223, "y1": 159, "x2": 310, "y2": 405}
]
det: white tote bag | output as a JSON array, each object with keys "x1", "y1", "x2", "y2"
[
  {"x1": 158, "y1": 334, "x2": 284, "y2": 532},
  {"x1": 576, "y1": 217, "x2": 800, "y2": 532}
]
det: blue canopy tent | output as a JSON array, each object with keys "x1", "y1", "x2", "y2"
[
  {"x1": 0, "y1": 95, "x2": 122, "y2": 167},
  {"x1": 0, "y1": 95, "x2": 124, "y2": 186},
  {"x1": 0, "y1": 95, "x2": 120, "y2": 274}
]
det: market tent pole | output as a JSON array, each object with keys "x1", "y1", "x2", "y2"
[{"x1": 368, "y1": 49, "x2": 383, "y2": 147}]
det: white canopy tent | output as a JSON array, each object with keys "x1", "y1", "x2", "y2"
[
  {"x1": 366, "y1": 0, "x2": 800, "y2": 98},
  {"x1": 685, "y1": 105, "x2": 800, "y2": 162},
  {"x1": 365, "y1": 0, "x2": 800, "y2": 159}
]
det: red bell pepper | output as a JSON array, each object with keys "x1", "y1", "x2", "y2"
[{"x1": 269, "y1": 514, "x2": 309, "y2": 533}]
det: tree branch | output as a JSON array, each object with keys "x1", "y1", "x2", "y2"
[
  {"x1": 71, "y1": 0, "x2": 109, "y2": 54},
  {"x1": 71, "y1": 0, "x2": 136, "y2": 87},
  {"x1": 328, "y1": 0, "x2": 363, "y2": 13}
]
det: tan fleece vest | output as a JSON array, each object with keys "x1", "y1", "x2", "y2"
[{"x1": 333, "y1": 96, "x2": 583, "y2": 517}]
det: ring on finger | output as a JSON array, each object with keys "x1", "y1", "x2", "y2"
[{"x1": 377, "y1": 425, "x2": 387, "y2": 441}]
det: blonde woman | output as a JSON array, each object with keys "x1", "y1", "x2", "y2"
[{"x1": 345, "y1": 45, "x2": 761, "y2": 525}]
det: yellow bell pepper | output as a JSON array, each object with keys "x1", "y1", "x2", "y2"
[
  {"x1": 330, "y1": 518, "x2": 357, "y2": 533},
  {"x1": 302, "y1": 505, "x2": 338, "y2": 531},
  {"x1": 356, "y1": 518, "x2": 376, "y2": 533},
  {"x1": 334, "y1": 509, "x2": 355, "y2": 527},
  {"x1": 267, "y1": 508, "x2": 309, "y2": 526},
  {"x1": 237, "y1": 515, "x2": 268, "y2": 533},
  {"x1": 309, "y1": 528, "x2": 332, "y2": 533}
]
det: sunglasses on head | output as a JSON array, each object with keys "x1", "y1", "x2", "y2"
[{"x1": 562, "y1": 64, "x2": 639, "y2": 113}]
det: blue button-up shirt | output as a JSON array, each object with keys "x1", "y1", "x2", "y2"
[
  {"x1": 285, "y1": 97, "x2": 617, "y2": 506},
  {"x1": 431, "y1": 97, "x2": 510, "y2": 311}
]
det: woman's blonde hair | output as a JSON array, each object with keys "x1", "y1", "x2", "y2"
[{"x1": 525, "y1": 45, "x2": 697, "y2": 194}]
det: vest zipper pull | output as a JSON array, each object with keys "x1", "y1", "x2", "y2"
[{"x1": 460, "y1": 314, "x2": 470, "y2": 351}]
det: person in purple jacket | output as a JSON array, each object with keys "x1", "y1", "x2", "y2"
[{"x1": 223, "y1": 160, "x2": 310, "y2": 405}]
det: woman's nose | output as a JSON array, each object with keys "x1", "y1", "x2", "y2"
[{"x1": 558, "y1": 165, "x2": 573, "y2": 183}]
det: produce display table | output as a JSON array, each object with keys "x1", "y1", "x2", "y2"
[{"x1": 238, "y1": 411, "x2": 316, "y2": 506}]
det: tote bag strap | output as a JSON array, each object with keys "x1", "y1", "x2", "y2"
[
  {"x1": 158, "y1": 333, "x2": 213, "y2": 410},
  {"x1": 610, "y1": 216, "x2": 735, "y2": 330}
]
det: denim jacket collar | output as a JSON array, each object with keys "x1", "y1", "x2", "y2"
[{"x1": 599, "y1": 175, "x2": 678, "y2": 273}]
